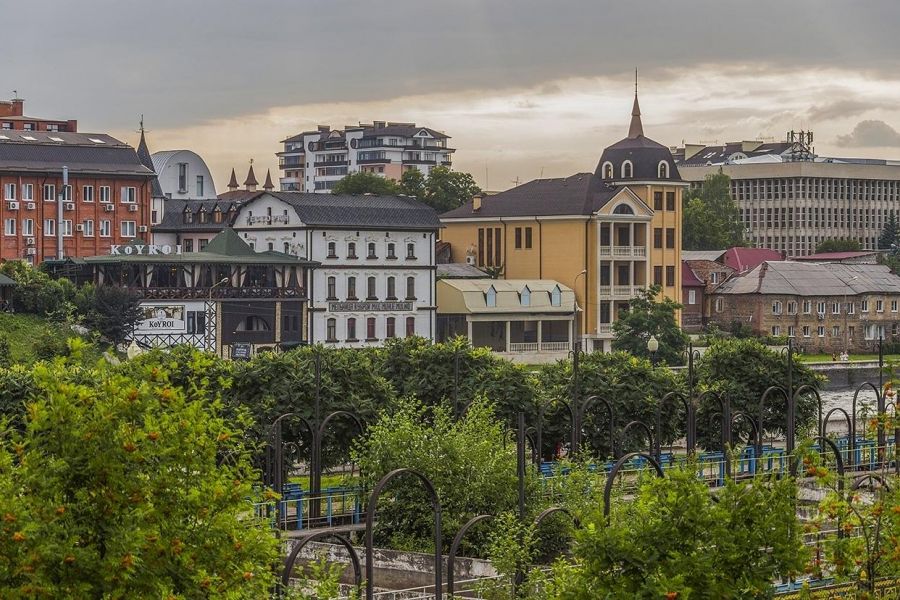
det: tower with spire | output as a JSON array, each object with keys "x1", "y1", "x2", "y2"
[
  {"x1": 227, "y1": 168, "x2": 239, "y2": 191},
  {"x1": 244, "y1": 161, "x2": 258, "y2": 192}
]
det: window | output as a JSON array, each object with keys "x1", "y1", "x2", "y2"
[
  {"x1": 406, "y1": 316, "x2": 416, "y2": 337},
  {"x1": 44, "y1": 218, "x2": 55, "y2": 236},
  {"x1": 715, "y1": 298, "x2": 724, "y2": 312},
  {"x1": 43, "y1": 184, "x2": 56, "y2": 201},
  {"x1": 818, "y1": 326, "x2": 825, "y2": 338},
  {"x1": 367, "y1": 276, "x2": 377, "y2": 300},
  {"x1": 3, "y1": 183, "x2": 14, "y2": 200},
  {"x1": 788, "y1": 326, "x2": 796, "y2": 338},
  {"x1": 861, "y1": 299, "x2": 869, "y2": 313},
  {"x1": 665, "y1": 266, "x2": 675, "y2": 287},
  {"x1": 524, "y1": 227, "x2": 532, "y2": 249},
  {"x1": 817, "y1": 301, "x2": 826, "y2": 315},
  {"x1": 832, "y1": 325, "x2": 840, "y2": 337},
  {"x1": 665, "y1": 228, "x2": 675, "y2": 248},
  {"x1": 772, "y1": 301, "x2": 783, "y2": 315},
  {"x1": 196, "y1": 175, "x2": 204, "y2": 197},
  {"x1": 82, "y1": 185, "x2": 94, "y2": 202},
  {"x1": 877, "y1": 300, "x2": 884, "y2": 312},
  {"x1": 710, "y1": 272, "x2": 720, "y2": 284},
  {"x1": 121, "y1": 220, "x2": 136, "y2": 238},
  {"x1": 326, "y1": 318, "x2": 337, "y2": 342},
  {"x1": 347, "y1": 276, "x2": 357, "y2": 300},
  {"x1": 348, "y1": 242, "x2": 357, "y2": 259},
  {"x1": 22, "y1": 219, "x2": 33, "y2": 236},
  {"x1": 366, "y1": 317, "x2": 376, "y2": 340},
  {"x1": 832, "y1": 302, "x2": 840, "y2": 315},
  {"x1": 406, "y1": 243, "x2": 415, "y2": 259},
  {"x1": 387, "y1": 243, "x2": 396, "y2": 259},
  {"x1": 848, "y1": 302, "x2": 855, "y2": 315},
  {"x1": 406, "y1": 276, "x2": 415, "y2": 300},
  {"x1": 22, "y1": 184, "x2": 33, "y2": 201},
  {"x1": 653, "y1": 266, "x2": 663, "y2": 286},
  {"x1": 386, "y1": 317, "x2": 396, "y2": 338},
  {"x1": 120, "y1": 187, "x2": 136, "y2": 203},
  {"x1": 520, "y1": 286, "x2": 531, "y2": 306},
  {"x1": 184, "y1": 239, "x2": 193, "y2": 252},
  {"x1": 83, "y1": 220, "x2": 94, "y2": 237},
  {"x1": 100, "y1": 220, "x2": 111, "y2": 237},
  {"x1": 486, "y1": 286, "x2": 497, "y2": 307},
  {"x1": 893, "y1": 300, "x2": 898, "y2": 313},
  {"x1": 653, "y1": 191, "x2": 663, "y2": 210},
  {"x1": 387, "y1": 276, "x2": 396, "y2": 299},
  {"x1": 284, "y1": 242, "x2": 290, "y2": 253},
  {"x1": 178, "y1": 163, "x2": 187, "y2": 192},
  {"x1": 3, "y1": 219, "x2": 14, "y2": 236},
  {"x1": 653, "y1": 228, "x2": 663, "y2": 248},
  {"x1": 602, "y1": 162, "x2": 613, "y2": 179},
  {"x1": 186, "y1": 311, "x2": 206, "y2": 334},
  {"x1": 802, "y1": 325, "x2": 810, "y2": 338},
  {"x1": 658, "y1": 161, "x2": 669, "y2": 178},
  {"x1": 515, "y1": 227, "x2": 522, "y2": 249},
  {"x1": 849, "y1": 325, "x2": 855, "y2": 339},
  {"x1": 347, "y1": 318, "x2": 357, "y2": 341},
  {"x1": 327, "y1": 276, "x2": 337, "y2": 300},
  {"x1": 62, "y1": 185, "x2": 72, "y2": 201},
  {"x1": 803, "y1": 300, "x2": 811, "y2": 314},
  {"x1": 61, "y1": 219, "x2": 72, "y2": 237},
  {"x1": 666, "y1": 192, "x2": 675, "y2": 211},
  {"x1": 327, "y1": 241, "x2": 337, "y2": 258},
  {"x1": 99, "y1": 186, "x2": 111, "y2": 203},
  {"x1": 213, "y1": 207, "x2": 223, "y2": 224},
  {"x1": 621, "y1": 160, "x2": 633, "y2": 178},
  {"x1": 367, "y1": 242, "x2": 377, "y2": 259},
  {"x1": 787, "y1": 301, "x2": 797, "y2": 315},
  {"x1": 771, "y1": 326, "x2": 781, "y2": 336},
  {"x1": 551, "y1": 286, "x2": 561, "y2": 307},
  {"x1": 688, "y1": 289, "x2": 696, "y2": 305}
]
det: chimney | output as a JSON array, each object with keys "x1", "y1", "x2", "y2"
[
  {"x1": 472, "y1": 195, "x2": 482, "y2": 212},
  {"x1": 317, "y1": 125, "x2": 330, "y2": 133},
  {"x1": 11, "y1": 97, "x2": 24, "y2": 117}
]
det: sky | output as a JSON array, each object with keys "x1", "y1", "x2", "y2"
[{"x1": 5, "y1": 0, "x2": 900, "y2": 192}]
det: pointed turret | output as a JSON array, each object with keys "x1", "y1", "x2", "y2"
[
  {"x1": 263, "y1": 169, "x2": 275, "y2": 191},
  {"x1": 627, "y1": 72, "x2": 643, "y2": 139},
  {"x1": 136, "y1": 120, "x2": 165, "y2": 199},
  {"x1": 227, "y1": 168, "x2": 239, "y2": 191},
  {"x1": 244, "y1": 164, "x2": 258, "y2": 191}
]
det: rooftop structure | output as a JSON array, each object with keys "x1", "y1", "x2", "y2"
[{"x1": 0, "y1": 97, "x2": 77, "y2": 133}]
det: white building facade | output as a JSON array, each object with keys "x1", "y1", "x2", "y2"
[
  {"x1": 232, "y1": 192, "x2": 440, "y2": 346},
  {"x1": 278, "y1": 122, "x2": 454, "y2": 193}
]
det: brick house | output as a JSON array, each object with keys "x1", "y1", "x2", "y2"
[
  {"x1": 681, "y1": 262, "x2": 705, "y2": 331},
  {"x1": 710, "y1": 261, "x2": 900, "y2": 353}
]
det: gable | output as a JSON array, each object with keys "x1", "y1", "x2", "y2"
[
  {"x1": 234, "y1": 193, "x2": 306, "y2": 228},
  {"x1": 595, "y1": 187, "x2": 653, "y2": 217}
]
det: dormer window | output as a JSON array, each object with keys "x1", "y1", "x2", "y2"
[
  {"x1": 602, "y1": 161, "x2": 613, "y2": 179},
  {"x1": 613, "y1": 203, "x2": 634, "y2": 215},
  {"x1": 551, "y1": 285, "x2": 562, "y2": 307},
  {"x1": 212, "y1": 206, "x2": 223, "y2": 224},
  {"x1": 183, "y1": 208, "x2": 193, "y2": 224},
  {"x1": 621, "y1": 160, "x2": 633, "y2": 178},
  {"x1": 485, "y1": 286, "x2": 497, "y2": 308},
  {"x1": 520, "y1": 286, "x2": 531, "y2": 307},
  {"x1": 198, "y1": 207, "x2": 208, "y2": 224},
  {"x1": 658, "y1": 161, "x2": 669, "y2": 178}
]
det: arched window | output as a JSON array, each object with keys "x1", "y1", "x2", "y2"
[
  {"x1": 485, "y1": 286, "x2": 497, "y2": 307},
  {"x1": 387, "y1": 242, "x2": 396, "y2": 259},
  {"x1": 367, "y1": 276, "x2": 377, "y2": 299},
  {"x1": 236, "y1": 316, "x2": 271, "y2": 332},
  {"x1": 405, "y1": 316, "x2": 416, "y2": 337},
  {"x1": 326, "y1": 318, "x2": 337, "y2": 341},
  {"x1": 386, "y1": 276, "x2": 396, "y2": 299},
  {"x1": 621, "y1": 160, "x2": 633, "y2": 178},
  {"x1": 520, "y1": 286, "x2": 531, "y2": 306},
  {"x1": 658, "y1": 161, "x2": 669, "y2": 179},
  {"x1": 347, "y1": 317, "x2": 357, "y2": 340},
  {"x1": 327, "y1": 276, "x2": 337, "y2": 300},
  {"x1": 183, "y1": 207, "x2": 193, "y2": 224},
  {"x1": 367, "y1": 242, "x2": 377, "y2": 259},
  {"x1": 283, "y1": 242, "x2": 290, "y2": 254},
  {"x1": 327, "y1": 241, "x2": 337, "y2": 258},
  {"x1": 347, "y1": 276, "x2": 357, "y2": 300},
  {"x1": 602, "y1": 161, "x2": 614, "y2": 179},
  {"x1": 406, "y1": 243, "x2": 416, "y2": 259},
  {"x1": 612, "y1": 203, "x2": 634, "y2": 215},
  {"x1": 347, "y1": 242, "x2": 357, "y2": 259},
  {"x1": 386, "y1": 317, "x2": 396, "y2": 338},
  {"x1": 406, "y1": 276, "x2": 416, "y2": 300}
]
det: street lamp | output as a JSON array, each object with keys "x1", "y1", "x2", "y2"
[
  {"x1": 647, "y1": 335, "x2": 659, "y2": 366},
  {"x1": 573, "y1": 269, "x2": 587, "y2": 352}
]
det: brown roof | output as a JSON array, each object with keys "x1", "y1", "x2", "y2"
[
  {"x1": 244, "y1": 165, "x2": 258, "y2": 187},
  {"x1": 227, "y1": 168, "x2": 239, "y2": 189},
  {"x1": 263, "y1": 169, "x2": 275, "y2": 190}
]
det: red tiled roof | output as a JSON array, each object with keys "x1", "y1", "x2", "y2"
[
  {"x1": 722, "y1": 247, "x2": 782, "y2": 273},
  {"x1": 682, "y1": 262, "x2": 704, "y2": 287}
]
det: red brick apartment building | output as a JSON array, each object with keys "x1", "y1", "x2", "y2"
[
  {"x1": 1, "y1": 125, "x2": 157, "y2": 263},
  {"x1": 0, "y1": 96, "x2": 77, "y2": 132}
]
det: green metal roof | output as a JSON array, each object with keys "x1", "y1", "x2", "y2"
[{"x1": 0, "y1": 273, "x2": 16, "y2": 287}]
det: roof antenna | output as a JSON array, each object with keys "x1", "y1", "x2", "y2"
[{"x1": 634, "y1": 68, "x2": 638, "y2": 95}]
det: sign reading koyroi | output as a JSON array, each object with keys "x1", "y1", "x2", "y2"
[
  {"x1": 328, "y1": 301, "x2": 414, "y2": 312},
  {"x1": 138, "y1": 305, "x2": 185, "y2": 331},
  {"x1": 110, "y1": 244, "x2": 183, "y2": 256}
]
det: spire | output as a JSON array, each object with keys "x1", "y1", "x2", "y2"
[
  {"x1": 227, "y1": 168, "x2": 239, "y2": 190},
  {"x1": 263, "y1": 168, "x2": 274, "y2": 191},
  {"x1": 135, "y1": 116, "x2": 165, "y2": 199},
  {"x1": 627, "y1": 68, "x2": 643, "y2": 139},
  {"x1": 244, "y1": 160, "x2": 258, "y2": 191}
]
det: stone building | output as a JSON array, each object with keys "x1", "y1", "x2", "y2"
[{"x1": 710, "y1": 261, "x2": 900, "y2": 352}]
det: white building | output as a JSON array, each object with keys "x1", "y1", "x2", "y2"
[
  {"x1": 151, "y1": 150, "x2": 218, "y2": 200},
  {"x1": 277, "y1": 122, "x2": 454, "y2": 193},
  {"x1": 232, "y1": 191, "x2": 440, "y2": 345}
]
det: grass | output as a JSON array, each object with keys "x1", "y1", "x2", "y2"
[
  {"x1": 795, "y1": 353, "x2": 900, "y2": 363},
  {"x1": 288, "y1": 473, "x2": 359, "y2": 491},
  {"x1": 0, "y1": 312, "x2": 109, "y2": 365}
]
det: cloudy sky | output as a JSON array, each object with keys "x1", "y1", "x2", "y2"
[{"x1": 6, "y1": 0, "x2": 900, "y2": 192}]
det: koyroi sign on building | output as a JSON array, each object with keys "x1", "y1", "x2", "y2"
[{"x1": 137, "y1": 305, "x2": 186, "y2": 332}]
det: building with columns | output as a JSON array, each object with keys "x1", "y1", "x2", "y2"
[{"x1": 439, "y1": 92, "x2": 685, "y2": 352}]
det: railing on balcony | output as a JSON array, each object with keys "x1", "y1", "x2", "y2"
[
  {"x1": 508, "y1": 342, "x2": 539, "y2": 352},
  {"x1": 540, "y1": 341, "x2": 571, "y2": 352},
  {"x1": 599, "y1": 246, "x2": 647, "y2": 258},
  {"x1": 139, "y1": 286, "x2": 306, "y2": 300},
  {"x1": 613, "y1": 285, "x2": 637, "y2": 297},
  {"x1": 597, "y1": 324, "x2": 613, "y2": 334}
]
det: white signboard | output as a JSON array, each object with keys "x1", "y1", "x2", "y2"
[{"x1": 137, "y1": 305, "x2": 186, "y2": 332}]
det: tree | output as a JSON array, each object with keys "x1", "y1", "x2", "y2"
[
  {"x1": 878, "y1": 210, "x2": 899, "y2": 250},
  {"x1": 397, "y1": 166, "x2": 481, "y2": 213},
  {"x1": 816, "y1": 238, "x2": 862, "y2": 253},
  {"x1": 78, "y1": 284, "x2": 144, "y2": 346},
  {"x1": 398, "y1": 168, "x2": 426, "y2": 198},
  {"x1": 331, "y1": 171, "x2": 400, "y2": 196},
  {"x1": 611, "y1": 285, "x2": 688, "y2": 365},
  {"x1": 682, "y1": 171, "x2": 744, "y2": 250},
  {"x1": 0, "y1": 343, "x2": 278, "y2": 597}
]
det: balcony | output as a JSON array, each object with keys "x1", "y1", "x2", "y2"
[
  {"x1": 597, "y1": 324, "x2": 613, "y2": 334},
  {"x1": 599, "y1": 246, "x2": 647, "y2": 258},
  {"x1": 357, "y1": 157, "x2": 391, "y2": 165},
  {"x1": 313, "y1": 160, "x2": 349, "y2": 167},
  {"x1": 139, "y1": 286, "x2": 307, "y2": 300},
  {"x1": 598, "y1": 285, "x2": 639, "y2": 298},
  {"x1": 279, "y1": 158, "x2": 303, "y2": 169}
]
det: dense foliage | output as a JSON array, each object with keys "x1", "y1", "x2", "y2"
[
  {"x1": 611, "y1": 285, "x2": 688, "y2": 366},
  {"x1": 682, "y1": 171, "x2": 744, "y2": 251},
  {"x1": 330, "y1": 165, "x2": 481, "y2": 213},
  {"x1": 815, "y1": 238, "x2": 863, "y2": 253},
  {"x1": 330, "y1": 171, "x2": 402, "y2": 196},
  {"x1": 0, "y1": 343, "x2": 278, "y2": 598},
  {"x1": 878, "y1": 210, "x2": 899, "y2": 250}
]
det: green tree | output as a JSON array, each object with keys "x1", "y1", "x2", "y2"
[
  {"x1": 397, "y1": 166, "x2": 481, "y2": 213},
  {"x1": 0, "y1": 343, "x2": 278, "y2": 598},
  {"x1": 611, "y1": 285, "x2": 688, "y2": 365},
  {"x1": 815, "y1": 238, "x2": 863, "y2": 253},
  {"x1": 878, "y1": 210, "x2": 899, "y2": 250},
  {"x1": 682, "y1": 171, "x2": 744, "y2": 250},
  {"x1": 398, "y1": 168, "x2": 426, "y2": 198},
  {"x1": 331, "y1": 171, "x2": 401, "y2": 196},
  {"x1": 78, "y1": 284, "x2": 143, "y2": 346}
]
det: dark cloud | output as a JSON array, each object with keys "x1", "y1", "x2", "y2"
[
  {"x1": 807, "y1": 99, "x2": 893, "y2": 122},
  {"x1": 5, "y1": 0, "x2": 900, "y2": 130},
  {"x1": 836, "y1": 120, "x2": 900, "y2": 147}
]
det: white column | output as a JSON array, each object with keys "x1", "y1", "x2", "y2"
[
  {"x1": 629, "y1": 222, "x2": 635, "y2": 251},
  {"x1": 467, "y1": 318, "x2": 473, "y2": 342},
  {"x1": 537, "y1": 320, "x2": 543, "y2": 350},
  {"x1": 505, "y1": 321, "x2": 511, "y2": 352}
]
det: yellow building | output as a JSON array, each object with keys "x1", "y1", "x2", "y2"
[{"x1": 440, "y1": 93, "x2": 686, "y2": 351}]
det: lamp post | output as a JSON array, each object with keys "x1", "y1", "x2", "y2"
[
  {"x1": 573, "y1": 269, "x2": 587, "y2": 352},
  {"x1": 647, "y1": 335, "x2": 659, "y2": 367}
]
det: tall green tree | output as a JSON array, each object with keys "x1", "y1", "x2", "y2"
[
  {"x1": 879, "y1": 210, "x2": 900, "y2": 250},
  {"x1": 76, "y1": 284, "x2": 143, "y2": 346},
  {"x1": 682, "y1": 171, "x2": 744, "y2": 250},
  {"x1": 611, "y1": 285, "x2": 688, "y2": 365},
  {"x1": 815, "y1": 238, "x2": 862, "y2": 253},
  {"x1": 397, "y1": 166, "x2": 480, "y2": 213},
  {"x1": 331, "y1": 171, "x2": 400, "y2": 195}
]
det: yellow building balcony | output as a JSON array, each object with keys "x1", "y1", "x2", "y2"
[
  {"x1": 598, "y1": 285, "x2": 640, "y2": 298},
  {"x1": 599, "y1": 246, "x2": 647, "y2": 258}
]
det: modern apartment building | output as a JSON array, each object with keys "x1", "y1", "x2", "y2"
[
  {"x1": 277, "y1": 122, "x2": 453, "y2": 193},
  {"x1": 676, "y1": 139, "x2": 900, "y2": 256},
  {"x1": 440, "y1": 92, "x2": 686, "y2": 352}
]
